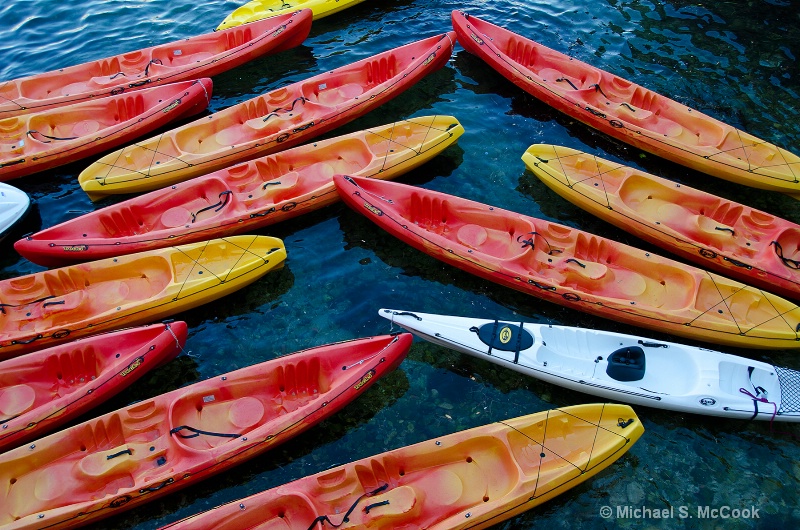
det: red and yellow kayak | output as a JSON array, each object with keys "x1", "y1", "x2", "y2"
[
  {"x1": 523, "y1": 144, "x2": 800, "y2": 301},
  {"x1": 0, "y1": 333, "x2": 412, "y2": 529},
  {"x1": 218, "y1": 0, "x2": 366, "y2": 29},
  {"x1": 78, "y1": 32, "x2": 457, "y2": 199},
  {"x1": 161, "y1": 403, "x2": 643, "y2": 530},
  {"x1": 0, "y1": 321, "x2": 186, "y2": 454},
  {"x1": 0, "y1": 11, "x2": 312, "y2": 119},
  {"x1": 0, "y1": 79, "x2": 212, "y2": 181},
  {"x1": 17, "y1": 115, "x2": 463, "y2": 266},
  {"x1": 452, "y1": 11, "x2": 800, "y2": 197},
  {"x1": 334, "y1": 175, "x2": 800, "y2": 349},
  {"x1": 0, "y1": 235, "x2": 285, "y2": 358}
]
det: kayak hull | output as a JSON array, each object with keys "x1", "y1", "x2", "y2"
[
  {"x1": 20, "y1": 116, "x2": 463, "y2": 266},
  {"x1": 523, "y1": 144, "x2": 800, "y2": 301},
  {"x1": 0, "y1": 79, "x2": 213, "y2": 181},
  {"x1": 380, "y1": 309, "x2": 800, "y2": 422},
  {"x1": 452, "y1": 11, "x2": 800, "y2": 196},
  {"x1": 0, "y1": 321, "x2": 187, "y2": 453},
  {"x1": 0, "y1": 183, "x2": 30, "y2": 241},
  {"x1": 334, "y1": 174, "x2": 800, "y2": 349},
  {"x1": 0, "y1": 333, "x2": 412, "y2": 529},
  {"x1": 0, "y1": 12, "x2": 312, "y2": 119},
  {"x1": 0, "y1": 235, "x2": 285, "y2": 358},
  {"x1": 160, "y1": 403, "x2": 643, "y2": 530},
  {"x1": 78, "y1": 33, "x2": 457, "y2": 199}
]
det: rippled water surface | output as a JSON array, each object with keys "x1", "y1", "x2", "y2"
[{"x1": 2, "y1": 0, "x2": 800, "y2": 528}]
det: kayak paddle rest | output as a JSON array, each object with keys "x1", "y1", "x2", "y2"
[{"x1": 606, "y1": 346, "x2": 646, "y2": 382}]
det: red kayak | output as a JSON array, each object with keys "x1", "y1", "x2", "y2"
[
  {"x1": 0, "y1": 11, "x2": 312, "y2": 118},
  {"x1": 334, "y1": 175, "x2": 800, "y2": 350},
  {"x1": 0, "y1": 321, "x2": 186, "y2": 454},
  {"x1": 17, "y1": 115, "x2": 464, "y2": 266},
  {"x1": 0, "y1": 333, "x2": 411, "y2": 529},
  {"x1": 78, "y1": 32, "x2": 457, "y2": 199},
  {"x1": 452, "y1": 11, "x2": 800, "y2": 197},
  {"x1": 0, "y1": 79, "x2": 213, "y2": 181}
]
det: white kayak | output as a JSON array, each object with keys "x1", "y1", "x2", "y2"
[
  {"x1": 379, "y1": 308, "x2": 800, "y2": 422},
  {"x1": 0, "y1": 183, "x2": 30, "y2": 241}
]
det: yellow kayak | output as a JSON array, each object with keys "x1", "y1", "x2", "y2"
[
  {"x1": 161, "y1": 403, "x2": 644, "y2": 529},
  {"x1": 0, "y1": 235, "x2": 285, "y2": 358},
  {"x1": 218, "y1": 0, "x2": 366, "y2": 30},
  {"x1": 523, "y1": 144, "x2": 800, "y2": 301}
]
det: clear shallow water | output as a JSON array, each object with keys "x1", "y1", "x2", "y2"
[{"x1": 2, "y1": 0, "x2": 800, "y2": 528}]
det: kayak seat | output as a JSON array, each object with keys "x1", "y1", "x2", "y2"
[
  {"x1": 538, "y1": 68, "x2": 601, "y2": 91},
  {"x1": 317, "y1": 83, "x2": 364, "y2": 107},
  {"x1": 42, "y1": 290, "x2": 88, "y2": 328},
  {"x1": 456, "y1": 223, "x2": 531, "y2": 261},
  {"x1": 613, "y1": 103, "x2": 654, "y2": 122},
  {"x1": 361, "y1": 485, "x2": 420, "y2": 522},
  {"x1": 0, "y1": 384, "x2": 37, "y2": 418},
  {"x1": 606, "y1": 346, "x2": 646, "y2": 382},
  {"x1": 78, "y1": 444, "x2": 137, "y2": 478},
  {"x1": 266, "y1": 171, "x2": 301, "y2": 203},
  {"x1": 170, "y1": 395, "x2": 265, "y2": 450}
]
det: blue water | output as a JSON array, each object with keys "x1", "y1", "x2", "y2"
[{"x1": 2, "y1": 0, "x2": 800, "y2": 528}]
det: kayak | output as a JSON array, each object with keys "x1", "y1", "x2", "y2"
[
  {"x1": 160, "y1": 403, "x2": 643, "y2": 530},
  {"x1": 78, "y1": 32, "x2": 457, "y2": 200},
  {"x1": 0, "y1": 333, "x2": 412, "y2": 530},
  {"x1": 218, "y1": 0, "x2": 366, "y2": 30},
  {"x1": 523, "y1": 144, "x2": 800, "y2": 301},
  {"x1": 0, "y1": 183, "x2": 30, "y2": 241},
  {"x1": 334, "y1": 175, "x2": 800, "y2": 350},
  {"x1": 0, "y1": 79, "x2": 213, "y2": 181},
  {"x1": 451, "y1": 11, "x2": 800, "y2": 198},
  {"x1": 0, "y1": 11, "x2": 312, "y2": 119},
  {"x1": 17, "y1": 115, "x2": 463, "y2": 266},
  {"x1": 0, "y1": 235, "x2": 285, "y2": 358},
  {"x1": 380, "y1": 309, "x2": 800, "y2": 422},
  {"x1": 0, "y1": 321, "x2": 186, "y2": 454}
]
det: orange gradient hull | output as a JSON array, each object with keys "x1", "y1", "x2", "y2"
[{"x1": 0, "y1": 334, "x2": 412, "y2": 529}]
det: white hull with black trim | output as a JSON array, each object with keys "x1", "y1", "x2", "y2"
[{"x1": 379, "y1": 308, "x2": 800, "y2": 422}]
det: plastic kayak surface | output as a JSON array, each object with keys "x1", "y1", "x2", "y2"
[
  {"x1": 160, "y1": 403, "x2": 642, "y2": 529},
  {"x1": 0, "y1": 79, "x2": 213, "y2": 181},
  {"x1": 0, "y1": 333, "x2": 412, "y2": 529},
  {"x1": 452, "y1": 10, "x2": 800, "y2": 197},
  {"x1": 0, "y1": 235, "x2": 285, "y2": 358},
  {"x1": 0, "y1": 11, "x2": 312, "y2": 119},
  {"x1": 0, "y1": 183, "x2": 30, "y2": 241},
  {"x1": 380, "y1": 308, "x2": 800, "y2": 422},
  {"x1": 523, "y1": 144, "x2": 800, "y2": 301},
  {"x1": 334, "y1": 174, "x2": 800, "y2": 350},
  {"x1": 218, "y1": 0, "x2": 366, "y2": 29},
  {"x1": 17, "y1": 115, "x2": 463, "y2": 266},
  {"x1": 78, "y1": 32, "x2": 457, "y2": 199},
  {"x1": 0, "y1": 321, "x2": 186, "y2": 453}
]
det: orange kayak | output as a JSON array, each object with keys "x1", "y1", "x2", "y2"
[
  {"x1": 0, "y1": 333, "x2": 412, "y2": 529},
  {"x1": 0, "y1": 321, "x2": 186, "y2": 454},
  {"x1": 523, "y1": 144, "x2": 800, "y2": 301},
  {"x1": 0, "y1": 11, "x2": 312, "y2": 119},
  {"x1": 0, "y1": 235, "x2": 285, "y2": 358},
  {"x1": 161, "y1": 403, "x2": 643, "y2": 530},
  {"x1": 334, "y1": 175, "x2": 800, "y2": 350},
  {"x1": 0, "y1": 78, "x2": 212, "y2": 181},
  {"x1": 17, "y1": 115, "x2": 463, "y2": 266},
  {"x1": 452, "y1": 11, "x2": 800, "y2": 197},
  {"x1": 78, "y1": 32, "x2": 457, "y2": 199}
]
